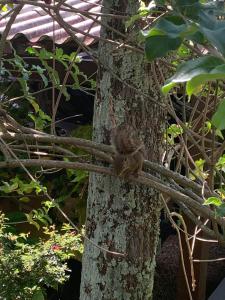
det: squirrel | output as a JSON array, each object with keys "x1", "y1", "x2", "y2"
[{"x1": 111, "y1": 123, "x2": 145, "y2": 177}]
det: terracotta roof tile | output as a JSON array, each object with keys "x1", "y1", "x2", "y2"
[{"x1": 0, "y1": 0, "x2": 101, "y2": 45}]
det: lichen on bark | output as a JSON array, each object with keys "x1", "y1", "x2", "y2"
[{"x1": 80, "y1": 1, "x2": 165, "y2": 299}]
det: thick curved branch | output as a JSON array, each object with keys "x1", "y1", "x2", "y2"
[
  {"x1": 1, "y1": 131, "x2": 214, "y2": 197},
  {"x1": 0, "y1": 158, "x2": 224, "y2": 231}
]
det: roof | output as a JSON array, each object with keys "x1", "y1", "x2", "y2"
[{"x1": 0, "y1": 0, "x2": 101, "y2": 45}]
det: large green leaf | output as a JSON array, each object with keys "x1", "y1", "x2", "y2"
[
  {"x1": 154, "y1": 16, "x2": 187, "y2": 38},
  {"x1": 174, "y1": 0, "x2": 201, "y2": 19},
  {"x1": 186, "y1": 30, "x2": 205, "y2": 44},
  {"x1": 143, "y1": 0, "x2": 225, "y2": 61},
  {"x1": 162, "y1": 56, "x2": 225, "y2": 95},
  {"x1": 198, "y1": 10, "x2": 225, "y2": 57},
  {"x1": 145, "y1": 35, "x2": 182, "y2": 60},
  {"x1": 144, "y1": 15, "x2": 198, "y2": 60},
  {"x1": 212, "y1": 99, "x2": 225, "y2": 130}
]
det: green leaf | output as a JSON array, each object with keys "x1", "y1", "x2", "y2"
[
  {"x1": 187, "y1": 30, "x2": 205, "y2": 44},
  {"x1": 203, "y1": 196, "x2": 223, "y2": 207},
  {"x1": 156, "y1": 16, "x2": 195, "y2": 38},
  {"x1": 19, "y1": 197, "x2": 30, "y2": 203},
  {"x1": 212, "y1": 99, "x2": 225, "y2": 130},
  {"x1": 61, "y1": 86, "x2": 70, "y2": 101},
  {"x1": 215, "y1": 129, "x2": 224, "y2": 140},
  {"x1": 55, "y1": 48, "x2": 63, "y2": 59},
  {"x1": 0, "y1": 181, "x2": 18, "y2": 193},
  {"x1": 39, "y1": 49, "x2": 53, "y2": 60},
  {"x1": 198, "y1": 10, "x2": 225, "y2": 56},
  {"x1": 144, "y1": 15, "x2": 198, "y2": 60},
  {"x1": 32, "y1": 65, "x2": 48, "y2": 87},
  {"x1": 71, "y1": 170, "x2": 88, "y2": 183},
  {"x1": 25, "y1": 213, "x2": 40, "y2": 230},
  {"x1": 145, "y1": 35, "x2": 182, "y2": 61},
  {"x1": 29, "y1": 98, "x2": 40, "y2": 113},
  {"x1": 1, "y1": 5, "x2": 8, "y2": 12},
  {"x1": 18, "y1": 77, "x2": 29, "y2": 95},
  {"x1": 142, "y1": 27, "x2": 167, "y2": 38},
  {"x1": 162, "y1": 56, "x2": 225, "y2": 95},
  {"x1": 26, "y1": 46, "x2": 36, "y2": 55},
  {"x1": 216, "y1": 154, "x2": 225, "y2": 170},
  {"x1": 39, "y1": 109, "x2": 51, "y2": 121},
  {"x1": 166, "y1": 124, "x2": 183, "y2": 145},
  {"x1": 35, "y1": 117, "x2": 45, "y2": 130},
  {"x1": 174, "y1": 0, "x2": 201, "y2": 19},
  {"x1": 125, "y1": 9, "x2": 149, "y2": 28}
]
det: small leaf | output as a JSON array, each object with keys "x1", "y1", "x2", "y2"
[
  {"x1": 39, "y1": 49, "x2": 52, "y2": 60},
  {"x1": 39, "y1": 109, "x2": 51, "y2": 121},
  {"x1": 19, "y1": 197, "x2": 30, "y2": 203},
  {"x1": 29, "y1": 98, "x2": 40, "y2": 113},
  {"x1": 126, "y1": 11, "x2": 149, "y2": 28},
  {"x1": 55, "y1": 48, "x2": 63, "y2": 59},
  {"x1": 215, "y1": 129, "x2": 224, "y2": 140},
  {"x1": 25, "y1": 213, "x2": 40, "y2": 230},
  {"x1": 0, "y1": 181, "x2": 19, "y2": 193},
  {"x1": 204, "y1": 196, "x2": 223, "y2": 207},
  {"x1": 26, "y1": 46, "x2": 36, "y2": 55},
  {"x1": 71, "y1": 170, "x2": 88, "y2": 183},
  {"x1": 1, "y1": 5, "x2": 8, "y2": 12}
]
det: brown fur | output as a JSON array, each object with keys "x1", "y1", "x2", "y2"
[{"x1": 112, "y1": 123, "x2": 145, "y2": 177}]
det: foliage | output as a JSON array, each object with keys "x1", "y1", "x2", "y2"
[
  {"x1": 2, "y1": 0, "x2": 225, "y2": 297},
  {"x1": 131, "y1": 0, "x2": 225, "y2": 219},
  {"x1": 0, "y1": 44, "x2": 93, "y2": 226},
  {"x1": 162, "y1": 56, "x2": 225, "y2": 96},
  {"x1": 142, "y1": 0, "x2": 225, "y2": 61},
  {"x1": 136, "y1": 0, "x2": 225, "y2": 127},
  {"x1": 166, "y1": 123, "x2": 183, "y2": 145},
  {"x1": 0, "y1": 176, "x2": 45, "y2": 196},
  {"x1": 0, "y1": 43, "x2": 93, "y2": 296},
  {"x1": 0, "y1": 213, "x2": 83, "y2": 300}
]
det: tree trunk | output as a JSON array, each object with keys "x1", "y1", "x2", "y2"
[{"x1": 80, "y1": 1, "x2": 165, "y2": 299}]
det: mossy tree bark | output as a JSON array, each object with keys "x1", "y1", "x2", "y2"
[{"x1": 80, "y1": 1, "x2": 165, "y2": 299}]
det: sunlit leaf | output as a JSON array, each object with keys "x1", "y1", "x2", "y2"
[
  {"x1": 19, "y1": 197, "x2": 30, "y2": 203},
  {"x1": 162, "y1": 56, "x2": 225, "y2": 95},
  {"x1": 203, "y1": 196, "x2": 223, "y2": 206}
]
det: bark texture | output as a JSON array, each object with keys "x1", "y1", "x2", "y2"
[{"x1": 80, "y1": 1, "x2": 165, "y2": 299}]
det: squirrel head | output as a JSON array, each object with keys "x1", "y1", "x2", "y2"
[{"x1": 111, "y1": 123, "x2": 144, "y2": 155}]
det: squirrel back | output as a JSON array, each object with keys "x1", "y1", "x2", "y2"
[
  {"x1": 112, "y1": 123, "x2": 143, "y2": 154},
  {"x1": 111, "y1": 123, "x2": 145, "y2": 177}
]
